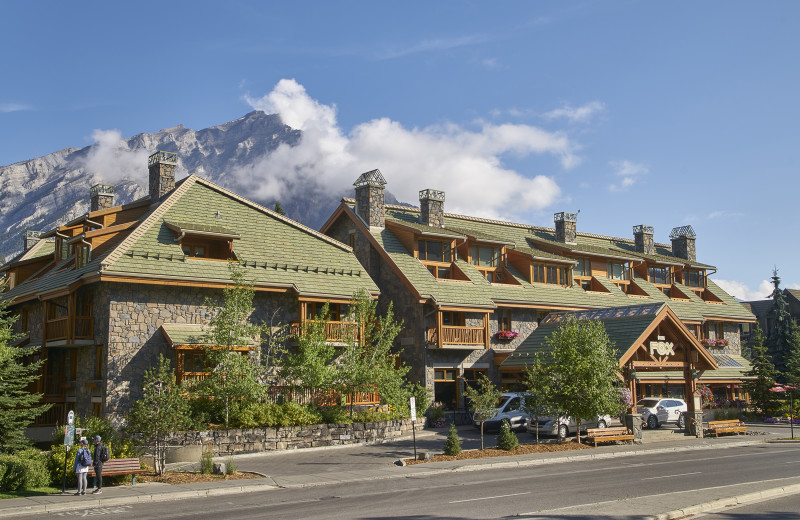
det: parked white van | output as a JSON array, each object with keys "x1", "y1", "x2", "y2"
[{"x1": 471, "y1": 393, "x2": 530, "y2": 432}]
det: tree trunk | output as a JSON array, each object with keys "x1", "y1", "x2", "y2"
[
  {"x1": 480, "y1": 421, "x2": 485, "y2": 450},
  {"x1": 576, "y1": 418, "x2": 582, "y2": 444}
]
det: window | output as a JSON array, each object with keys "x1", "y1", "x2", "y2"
[
  {"x1": 497, "y1": 309, "x2": 512, "y2": 331},
  {"x1": 532, "y1": 263, "x2": 569, "y2": 285},
  {"x1": 348, "y1": 232, "x2": 356, "y2": 248},
  {"x1": 442, "y1": 311, "x2": 465, "y2": 326},
  {"x1": 426, "y1": 264, "x2": 452, "y2": 279},
  {"x1": 684, "y1": 269, "x2": 703, "y2": 287},
  {"x1": 715, "y1": 322, "x2": 724, "y2": 340},
  {"x1": 76, "y1": 245, "x2": 90, "y2": 268},
  {"x1": 434, "y1": 368, "x2": 458, "y2": 410},
  {"x1": 418, "y1": 239, "x2": 451, "y2": 263},
  {"x1": 308, "y1": 302, "x2": 348, "y2": 321},
  {"x1": 608, "y1": 262, "x2": 630, "y2": 281},
  {"x1": 648, "y1": 266, "x2": 670, "y2": 285},
  {"x1": 94, "y1": 345, "x2": 103, "y2": 380},
  {"x1": 532, "y1": 264, "x2": 545, "y2": 283},
  {"x1": 463, "y1": 369, "x2": 487, "y2": 391},
  {"x1": 574, "y1": 258, "x2": 590, "y2": 277},
  {"x1": 182, "y1": 243, "x2": 207, "y2": 258},
  {"x1": 471, "y1": 245, "x2": 500, "y2": 267}
]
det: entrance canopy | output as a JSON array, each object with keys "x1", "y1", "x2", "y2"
[{"x1": 503, "y1": 303, "x2": 716, "y2": 373}]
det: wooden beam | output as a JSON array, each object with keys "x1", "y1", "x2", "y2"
[{"x1": 632, "y1": 361, "x2": 688, "y2": 368}]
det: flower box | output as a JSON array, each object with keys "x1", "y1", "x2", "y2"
[
  {"x1": 495, "y1": 330, "x2": 519, "y2": 340},
  {"x1": 700, "y1": 339, "x2": 729, "y2": 347}
]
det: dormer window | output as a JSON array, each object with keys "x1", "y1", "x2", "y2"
[
  {"x1": 608, "y1": 261, "x2": 630, "y2": 281},
  {"x1": 165, "y1": 221, "x2": 240, "y2": 262},
  {"x1": 683, "y1": 269, "x2": 704, "y2": 288},
  {"x1": 418, "y1": 239, "x2": 451, "y2": 263},
  {"x1": 76, "y1": 245, "x2": 90, "y2": 268},
  {"x1": 470, "y1": 245, "x2": 500, "y2": 267},
  {"x1": 648, "y1": 266, "x2": 671, "y2": 285}
]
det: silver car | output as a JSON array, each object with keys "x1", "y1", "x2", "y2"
[
  {"x1": 637, "y1": 398, "x2": 687, "y2": 429},
  {"x1": 527, "y1": 415, "x2": 612, "y2": 440}
]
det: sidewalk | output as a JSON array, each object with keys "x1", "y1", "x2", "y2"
[{"x1": 0, "y1": 423, "x2": 795, "y2": 518}]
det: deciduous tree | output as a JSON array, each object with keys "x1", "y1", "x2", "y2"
[{"x1": 462, "y1": 373, "x2": 502, "y2": 450}]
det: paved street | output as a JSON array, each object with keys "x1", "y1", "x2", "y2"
[{"x1": 11, "y1": 432, "x2": 800, "y2": 520}]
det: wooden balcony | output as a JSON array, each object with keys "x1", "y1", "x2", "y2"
[
  {"x1": 44, "y1": 315, "x2": 94, "y2": 344},
  {"x1": 289, "y1": 320, "x2": 360, "y2": 343},
  {"x1": 32, "y1": 401, "x2": 66, "y2": 427},
  {"x1": 426, "y1": 326, "x2": 486, "y2": 347}
]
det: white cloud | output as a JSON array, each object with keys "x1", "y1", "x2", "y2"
[
  {"x1": 608, "y1": 160, "x2": 648, "y2": 192},
  {"x1": 239, "y1": 79, "x2": 577, "y2": 218},
  {"x1": 1, "y1": 103, "x2": 32, "y2": 113},
  {"x1": 80, "y1": 129, "x2": 156, "y2": 186},
  {"x1": 713, "y1": 279, "x2": 775, "y2": 301},
  {"x1": 378, "y1": 34, "x2": 489, "y2": 60},
  {"x1": 543, "y1": 101, "x2": 605, "y2": 124},
  {"x1": 707, "y1": 210, "x2": 745, "y2": 220}
]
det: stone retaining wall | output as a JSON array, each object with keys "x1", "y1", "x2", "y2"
[{"x1": 164, "y1": 419, "x2": 423, "y2": 457}]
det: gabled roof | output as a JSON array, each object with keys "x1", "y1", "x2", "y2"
[
  {"x1": 501, "y1": 303, "x2": 717, "y2": 371},
  {"x1": 2, "y1": 175, "x2": 378, "y2": 303},
  {"x1": 328, "y1": 199, "x2": 753, "y2": 322}
]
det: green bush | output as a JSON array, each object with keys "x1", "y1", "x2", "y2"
[
  {"x1": 443, "y1": 423, "x2": 461, "y2": 456},
  {"x1": 233, "y1": 402, "x2": 283, "y2": 428},
  {"x1": 0, "y1": 450, "x2": 50, "y2": 491},
  {"x1": 352, "y1": 408, "x2": 393, "y2": 423},
  {"x1": 200, "y1": 446, "x2": 214, "y2": 475},
  {"x1": 496, "y1": 422, "x2": 519, "y2": 451},
  {"x1": 319, "y1": 406, "x2": 352, "y2": 425},
  {"x1": 280, "y1": 402, "x2": 322, "y2": 426}
]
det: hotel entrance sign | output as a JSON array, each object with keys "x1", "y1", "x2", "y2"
[{"x1": 649, "y1": 335, "x2": 674, "y2": 356}]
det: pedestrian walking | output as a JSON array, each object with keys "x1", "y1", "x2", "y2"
[
  {"x1": 91, "y1": 435, "x2": 108, "y2": 494},
  {"x1": 73, "y1": 438, "x2": 91, "y2": 495}
]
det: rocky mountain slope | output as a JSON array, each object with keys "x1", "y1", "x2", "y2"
[{"x1": 0, "y1": 111, "x2": 395, "y2": 262}]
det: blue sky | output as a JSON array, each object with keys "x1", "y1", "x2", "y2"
[{"x1": 1, "y1": 1, "x2": 798, "y2": 299}]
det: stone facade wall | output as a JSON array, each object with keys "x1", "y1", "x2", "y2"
[
  {"x1": 103, "y1": 282, "x2": 297, "y2": 425},
  {"x1": 164, "y1": 418, "x2": 423, "y2": 456},
  {"x1": 705, "y1": 322, "x2": 743, "y2": 356}
]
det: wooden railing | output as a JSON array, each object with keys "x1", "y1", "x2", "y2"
[
  {"x1": 289, "y1": 320, "x2": 360, "y2": 342},
  {"x1": 45, "y1": 317, "x2": 69, "y2": 342},
  {"x1": 42, "y1": 374, "x2": 66, "y2": 397},
  {"x1": 265, "y1": 386, "x2": 380, "y2": 406},
  {"x1": 33, "y1": 401, "x2": 66, "y2": 427},
  {"x1": 426, "y1": 326, "x2": 486, "y2": 346},
  {"x1": 74, "y1": 316, "x2": 93, "y2": 339}
]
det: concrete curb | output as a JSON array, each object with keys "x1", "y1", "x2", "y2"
[{"x1": 645, "y1": 483, "x2": 800, "y2": 519}]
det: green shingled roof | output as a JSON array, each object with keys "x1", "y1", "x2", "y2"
[
  {"x1": 368, "y1": 204, "x2": 753, "y2": 323},
  {"x1": 161, "y1": 323, "x2": 254, "y2": 346},
  {"x1": 2, "y1": 176, "x2": 378, "y2": 303}
]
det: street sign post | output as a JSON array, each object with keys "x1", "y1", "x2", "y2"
[
  {"x1": 410, "y1": 397, "x2": 417, "y2": 460},
  {"x1": 62, "y1": 410, "x2": 75, "y2": 493}
]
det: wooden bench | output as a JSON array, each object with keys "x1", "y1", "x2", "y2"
[
  {"x1": 87, "y1": 458, "x2": 146, "y2": 485},
  {"x1": 705, "y1": 419, "x2": 747, "y2": 438},
  {"x1": 585, "y1": 426, "x2": 634, "y2": 447}
]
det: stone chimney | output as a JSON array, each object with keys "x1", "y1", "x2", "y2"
[
  {"x1": 23, "y1": 230, "x2": 42, "y2": 251},
  {"x1": 148, "y1": 151, "x2": 177, "y2": 204},
  {"x1": 90, "y1": 184, "x2": 115, "y2": 212},
  {"x1": 419, "y1": 189, "x2": 445, "y2": 228},
  {"x1": 670, "y1": 225, "x2": 696, "y2": 261},
  {"x1": 554, "y1": 212, "x2": 577, "y2": 244},
  {"x1": 353, "y1": 169, "x2": 386, "y2": 228},
  {"x1": 633, "y1": 225, "x2": 655, "y2": 255}
]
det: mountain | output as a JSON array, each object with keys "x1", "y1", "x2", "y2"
[{"x1": 0, "y1": 111, "x2": 398, "y2": 262}]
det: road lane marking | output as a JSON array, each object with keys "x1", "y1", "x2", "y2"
[
  {"x1": 641, "y1": 471, "x2": 701, "y2": 480},
  {"x1": 449, "y1": 491, "x2": 531, "y2": 503}
]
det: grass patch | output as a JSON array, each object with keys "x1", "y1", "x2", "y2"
[{"x1": 0, "y1": 486, "x2": 61, "y2": 500}]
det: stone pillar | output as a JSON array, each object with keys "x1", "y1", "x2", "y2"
[
  {"x1": 670, "y1": 225, "x2": 696, "y2": 262},
  {"x1": 624, "y1": 413, "x2": 643, "y2": 444},
  {"x1": 353, "y1": 169, "x2": 387, "y2": 228},
  {"x1": 148, "y1": 151, "x2": 177, "y2": 204},
  {"x1": 90, "y1": 184, "x2": 115, "y2": 211},
  {"x1": 554, "y1": 212, "x2": 577, "y2": 244},
  {"x1": 419, "y1": 189, "x2": 445, "y2": 228},
  {"x1": 633, "y1": 225, "x2": 655, "y2": 255},
  {"x1": 692, "y1": 410, "x2": 704, "y2": 438}
]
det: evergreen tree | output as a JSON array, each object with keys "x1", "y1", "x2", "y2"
[
  {"x1": 766, "y1": 268, "x2": 792, "y2": 377},
  {"x1": 783, "y1": 321, "x2": 800, "y2": 386},
  {"x1": 496, "y1": 421, "x2": 519, "y2": 451},
  {"x1": 443, "y1": 422, "x2": 461, "y2": 456},
  {"x1": 0, "y1": 295, "x2": 50, "y2": 453},
  {"x1": 743, "y1": 323, "x2": 778, "y2": 416},
  {"x1": 128, "y1": 355, "x2": 191, "y2": 475},
  {"x1": 273, "y1": 203, "x2": 286, "y2": 216}
]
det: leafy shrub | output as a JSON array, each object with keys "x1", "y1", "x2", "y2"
[
  {"x1": 234, "y1": 402, "x2": 283, "y2": 428},
  {"x1": 280, "y1": 402, "x2": 322, "y2": 426},
  {"x1": 496, "y1": 422, "x2": 519, "y2": 451},
  {"x1": 319, "y1": 406, "x2": 352, "y2": 425},
  {"x1": 352, "y1": 408, "x2": 393, "y2": 423},
  {"x1": 427, "y1": 402, "x2": 445, "y2": 421},
  {"x1": 0, "y1": 450, "x2": 50, "y2": 491},
  {"x1": 443, "y1": 423, "x2": 461, "y2": 456}
]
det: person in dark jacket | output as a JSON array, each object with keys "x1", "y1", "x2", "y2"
[{"x1": 91, "y1": 435, "x2": 104, "y2": 494}]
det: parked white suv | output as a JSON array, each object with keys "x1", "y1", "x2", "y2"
[
  {"x1": 527, "y1": 415, "x2": 612, "y2": 440},
  {"x1": 636, "y1": 398, "x2": 687, "y2": 429},
  {"x1": 472, "y1": 393, "x2": 530, "y2": 432}
]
